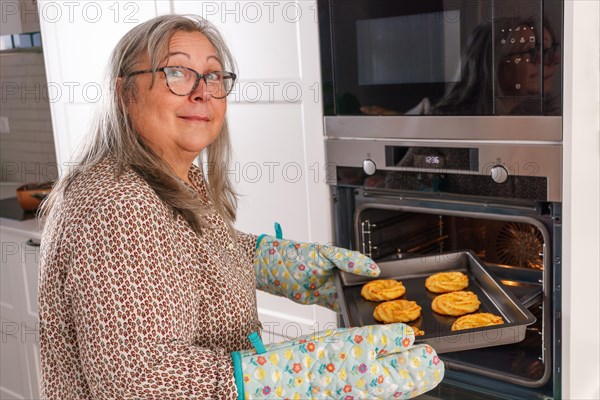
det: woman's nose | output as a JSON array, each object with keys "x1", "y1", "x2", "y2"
[{"x1": 190, "y1": 77, "x2": 209, "y2": 102}]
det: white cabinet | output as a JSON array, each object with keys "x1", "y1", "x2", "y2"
[
  {"x1": 0, "y1": 224, "x2": 41, "y2": 399},
  {"x1": 0, "y1": 332, "x2": 31, "y2": 400}
]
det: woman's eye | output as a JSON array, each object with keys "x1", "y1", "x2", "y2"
[
  {"x1": 166, "y1": 69, "x2": 185, "y2": 80},
  {"x1": 205, "y1": 72, "x2": 221, "y2": 81}
]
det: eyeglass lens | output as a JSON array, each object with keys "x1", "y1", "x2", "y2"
[{"x1": 164, "y1": 67, "x2": 234, "y2": 98}]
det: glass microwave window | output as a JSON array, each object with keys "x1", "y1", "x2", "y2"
[
  {"x1": 356, "y1": 11, "x2": 461, "y2": 85},
  {"x1": 320, "y1": 0, "x2": 563, "y2": 116}
]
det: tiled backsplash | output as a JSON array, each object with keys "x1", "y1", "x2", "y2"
[{"x1": 0, "y1": 52, "x2": 58, "y2": 183}]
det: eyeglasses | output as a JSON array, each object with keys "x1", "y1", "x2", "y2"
[
  {"x1": 506, "y1": 43, "x2": 560, "y2": 65},
  {"x1": 127, "y1": 66, "x2": 237, "y2": 98}
]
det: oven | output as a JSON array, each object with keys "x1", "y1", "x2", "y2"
[
  {"x1": 326, "y1": 140, "x2": 561, "y2": 399},
  {"x1": 319, "y1": 1, "x2": 564, "y2": 397}
]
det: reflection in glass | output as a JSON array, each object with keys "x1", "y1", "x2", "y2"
[
  {"x1": 433, "y1": 18, "x2": 561, "y2": 115},
  {"x1": 320, "y1": 0, "x2": 563, "y2": 117}
]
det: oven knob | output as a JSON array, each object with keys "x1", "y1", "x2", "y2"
[
  {"x1": 491, "y1": 165, "x2": 509, "y2": 183},
  {"x1": 363, "y1": 159, "x2": 377, "y2": 175}
]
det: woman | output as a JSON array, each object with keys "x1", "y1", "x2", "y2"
[{"x1": 38, "y1": 15, "x2": 443, "y2": 399}]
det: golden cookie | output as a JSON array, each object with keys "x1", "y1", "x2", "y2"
[
  {"x1": 409, "y1": 325, "x2": 425, "y2": 336},
  {"x1": 425, "y1": 271, "x2": 469, "y2": 293},
  {"x1": 431, "y1": 291, "x2": 481, "y2": 316},
  {"x1": 451, "y1": 313, "x2": 504, "y2": 331},
  {"x1": 373, "y1": 299, "x2": 421, "y2": 323},
  {"x1": 361, "y1": 279, "x2": 406, "y2": 301}
]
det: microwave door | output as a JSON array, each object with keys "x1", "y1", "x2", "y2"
[{"x1": 322, "y1": 0, "x2": 562, "y2": 117}]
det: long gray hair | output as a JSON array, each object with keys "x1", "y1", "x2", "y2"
[{"x1": 39, "y1": 14, "x2": 239, "y2": 235}]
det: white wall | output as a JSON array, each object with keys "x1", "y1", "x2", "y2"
[{"x1": 562, "y1": 1, "x2": 600, "y2": 398}]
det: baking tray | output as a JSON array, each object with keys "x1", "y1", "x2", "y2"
[{"x1": 334, "y1": 250, "x2": 536, "y2": 354}]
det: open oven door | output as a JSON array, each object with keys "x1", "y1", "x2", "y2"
[{"x1": 332, "y1": 187, "x2": 562, "y2": 399}]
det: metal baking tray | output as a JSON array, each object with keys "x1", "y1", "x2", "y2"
[{"x1": 333, "y1": 250, "x2": 536, "y2": 354}]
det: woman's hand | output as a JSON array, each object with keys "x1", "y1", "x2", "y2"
[
  {"x1": 254, "y1": 234, "x2": 380, "y2": 310},
  {"x1": 231, "y1": 324, "x2": 444, "y2": 399}
]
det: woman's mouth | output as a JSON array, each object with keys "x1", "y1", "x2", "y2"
[{"x1": 179, "y1": 115, "x2": 210, "y2": 122}]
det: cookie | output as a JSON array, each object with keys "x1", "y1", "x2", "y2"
[
  {"x1": 431, "y1": 290, "x2": 480, "y2": 316},
  {"x1": 425, "y1": 271, "x2": 469, "y2": 293},
  {"x1": 451, "y1": 312, "x2": 504, "y2": 331},
  {"x1": 361, "y1": 279, "x2": 406, "y2": 301},
  {"x1": 373, "y1": 299, "x2": 421, "y2": 323},
  {"x1": 409, "y1": 325, "x2": 425, "y2": 336}
]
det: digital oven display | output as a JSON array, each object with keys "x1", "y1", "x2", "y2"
[{"x1": 385, "y1": 146, "x2": 479, "y2": 171}]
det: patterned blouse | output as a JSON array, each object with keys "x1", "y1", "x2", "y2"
[{"x1": 39, "y1": 156, "x2": 261, "y2": 399}]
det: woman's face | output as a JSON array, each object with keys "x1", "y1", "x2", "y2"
[
  {"x1": 127, "y1": 31, "x2": 227, "y2": 165},
  {"x1": 498, "y1": 27, "x2": 560, "y2": 97}
]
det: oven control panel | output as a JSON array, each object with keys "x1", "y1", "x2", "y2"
[
  {"x1": 327, "y1": 139, "x2": 562, "y2": 202},
  {"x1": 490, "y1": 165, "x2": 509, "y2": 183},
  {"x1": 384, "y1": 146, "x2": 479, "y2": 171}
]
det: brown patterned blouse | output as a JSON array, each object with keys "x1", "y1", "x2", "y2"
[{"x1": 39, "y1": 156, "x2": 261, "y2": 399}]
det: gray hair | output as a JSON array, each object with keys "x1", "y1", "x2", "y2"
[{"x1": 40, "y1": 14, "x2": 239, "y2": 235}]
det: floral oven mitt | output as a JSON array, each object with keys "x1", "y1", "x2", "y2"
[
  {"x1": 232, "y1": 324, "x2": 444, "y2": 399},
  {"x1": 254, "y1": 225, "x2": 380, "y2": 311}
]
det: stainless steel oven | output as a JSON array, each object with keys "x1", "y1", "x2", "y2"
[
  {"x1": 326, "y1": 142, "x2": 562, "y2": 399},
  {"x1": 318, "y1": 0, "x2": 564, "y2": 141}
]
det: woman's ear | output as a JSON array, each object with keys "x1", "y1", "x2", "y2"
[
  {"x1": 115, "y1": 76, "x2": 123, "y2": 101},
  {"x1": 116, "y1": 76, "x2": 127, "y2": 104},
  {"x1": 116, "y1": 76, "x2": 135, "y2": 105}
]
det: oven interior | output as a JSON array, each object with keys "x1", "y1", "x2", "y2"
[
  {"x1": 360, "y1": 208, "x2": 545, "y2": 272},
  {"x1": 353, "y1": 205, "x2": 556, "y2": 397}
]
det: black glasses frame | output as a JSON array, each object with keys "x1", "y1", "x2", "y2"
[{"x1": 127, "y1": 66, "x2": 237, "y2": 99}]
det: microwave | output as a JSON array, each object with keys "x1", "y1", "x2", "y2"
[{"x1": 318, "y1": 0, "x2": 564, "y2": 141}]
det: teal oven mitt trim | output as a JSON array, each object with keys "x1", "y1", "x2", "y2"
[
  {"x1": 274, "y1": 222, "x2": 283, "y2": 239},
  {"x1": 232, "y1": 332, "x2": 268, "y2": 400},
  {"x1": 231, "y1": 351, "x2": 244, "y2": 400},
  {"x1": 248, "y1": 331, "x2": 267, "y2": 354},
  {"x1": 255, "y1": 222, "x2": 283, "y2": 250},
  {"x1": 255, "y1": 234, "x2": 268, "y2": 250}
]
